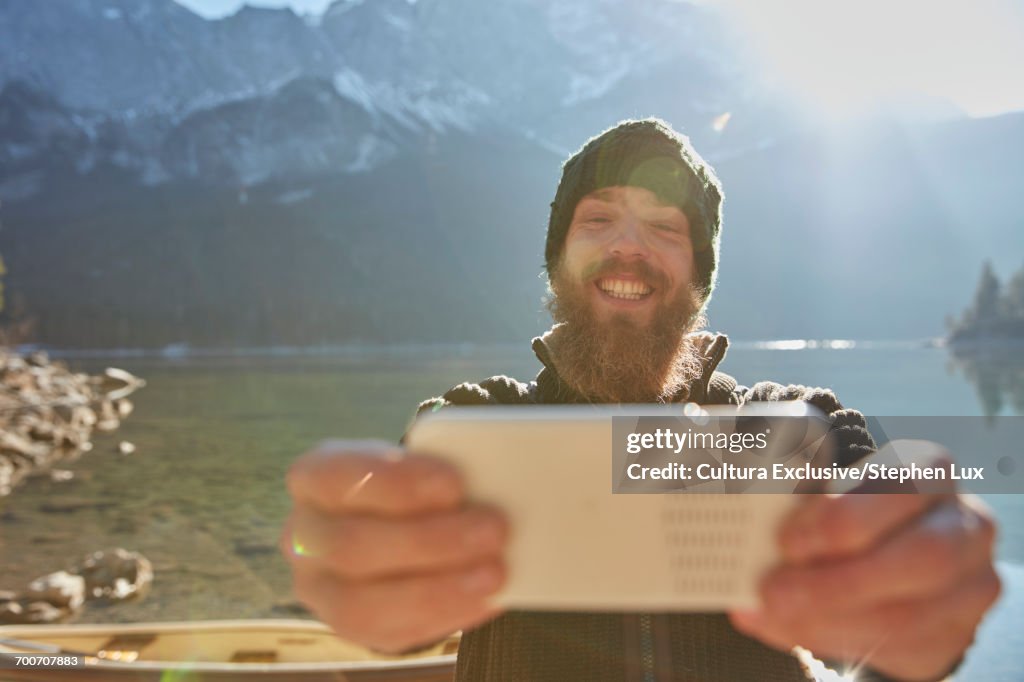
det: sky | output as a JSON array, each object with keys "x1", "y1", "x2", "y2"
[
  {"x1": 174, "y1": 0, "x2": 1024, "y2": 118},
  {"x1": 718, "y1": 0, "x2": 1024, "y2": 118}
]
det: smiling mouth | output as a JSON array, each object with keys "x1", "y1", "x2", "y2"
[{"x1": 596, "y1": 277, "x2": 654, "y2": 301}]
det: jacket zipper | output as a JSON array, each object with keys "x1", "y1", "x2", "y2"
[
  {"x1": 628, "y1": 614, "x2": 674, "y2": 681},
  {"x1": 639, "y1": 614, "x2": 656, "y2": 681}
]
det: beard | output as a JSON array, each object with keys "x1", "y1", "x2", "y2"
[{"x1": 546, "y1": 258, "x2": 706, "y2": 404}]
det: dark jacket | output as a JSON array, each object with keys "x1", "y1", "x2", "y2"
[{"x1": 416, "y1": 332, "x2": 881, "y2": 681}]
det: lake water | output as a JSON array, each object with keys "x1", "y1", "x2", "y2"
[{"x1": 0, "y1": 342, "x2": 1021, "y2": 679}]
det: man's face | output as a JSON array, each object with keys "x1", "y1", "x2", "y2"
[
  {"x1": 557, "y1": 185, "x2": 696, "y2": 328},
  {"x1": 546, "y1": 185, "x2": 704, "y2": 403}
]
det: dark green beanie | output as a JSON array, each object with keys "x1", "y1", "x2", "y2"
[{"x1": 545, "y1": 118, "x2": 724, "y2": 307}]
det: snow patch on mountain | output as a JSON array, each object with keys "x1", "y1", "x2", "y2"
[
  {"x1": 381, "y1": 8, "x2": 412, "y2": 32},
  {"x1": 522, "y1": 128, "x2": 572, "y2": 158},
  {"x1": 561, "y1": 65, "x2": 630, "y2": 107},
  {"x1": 332, "y1": 69, "x2": 376, "y2": 115},
  {"x1": 274, "y1": 187, "x2": 314, "y2": 204},
  {"x1": 178, "y1": 68, "x2": 306, "y2": 122},
  {"x1": 140, "y1": 159, "x2": 171, "y2": 186},
  {"x1": 332, "y1": 68, "x2": 489, "y2": 132},
  {"x1": 345, "y1": 134, "x2": 391, "y2": 172}
]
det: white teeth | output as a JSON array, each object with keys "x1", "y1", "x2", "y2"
[{"x1": 598, "y1": 278, "x2": 652, "y2": 300}]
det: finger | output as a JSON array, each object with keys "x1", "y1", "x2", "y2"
[
  {"x1": 764, "y1": 499, "x2": 996, "y2": 616},
  {"x1": 282, "y1": 505, "x2": 508, "y2": 578},
  {"x1": 845, "y1": 568, "x2": 1002, "y2": 680},
  {"x1": 286, "y1": 440, "x2": 463, "y2": 515},
  {"x1": 732, "y1": 567, "x2": 1000, "y2": 680},
  {"x1": 779, "y1": 490, "x2": 952, "y2": 563},
  {"x1": 292, "y1": 560, "x2": 505, "y2": 654},
  {"x1": 780, "y1": 442, "x2": 958, "y2": 564}
]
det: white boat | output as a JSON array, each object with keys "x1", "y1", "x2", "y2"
[{"x1": 0, "y1": 619, "x2": 458, "y2": 681}]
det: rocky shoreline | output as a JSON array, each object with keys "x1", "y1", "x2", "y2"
[
  {"x1": 1, "y1": 349, "x2": 151, "y2": 624},
  {"x1": 0, "y1": 350, "x2": 144, "y2": 497}
]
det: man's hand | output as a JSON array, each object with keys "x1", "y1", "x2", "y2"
[
  {"x1": 280, "y1": 440, "x2": 508, "y2": 654},
  {"x1": 728, "y1": 441, "x2": 1001, "y2": 681}
]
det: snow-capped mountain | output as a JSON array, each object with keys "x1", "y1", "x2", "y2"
[
  {"x1": 0, "y1": 0, "x2": 772, "y2": 189},
  {"x1": 2, "y1": 0, "x2": 1020, "y2": 349},
  {"x1": 0, "y1": 0, "x2": 330, "y2": 116}
]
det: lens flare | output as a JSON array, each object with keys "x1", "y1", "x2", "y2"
[{"x1": 291, "y1": 532, "x2": 318, "y2": 558}]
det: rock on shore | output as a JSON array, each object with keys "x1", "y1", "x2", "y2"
[
  {"x1": 0, "y1": 350, "x2": 145, "y2": 496},
  {"x1": 0, "y1": 549, "x2": 153, "y2": 624}
]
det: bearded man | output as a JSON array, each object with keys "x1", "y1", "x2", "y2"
[{"x1": 281, "y1": 119, "x2": 1000, "y2": 681}]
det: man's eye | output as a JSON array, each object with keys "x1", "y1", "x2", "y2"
[
  {"x1": 652, "y1": 223, "x2": 677, "y2": 232},
  {"x1": 585, "y1": 217, "x2": 611, "y2": 224}
]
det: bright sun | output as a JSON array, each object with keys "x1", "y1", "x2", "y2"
[{"x1": 716, "y1": 0, "x2": 1024, "y2": 119}]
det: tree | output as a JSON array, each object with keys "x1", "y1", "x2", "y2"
[
  {"x1": 947, "y1": 260, "x2": 1024, "y2": 343},
  {"x1": 968, "y1": 261, "x2": 1001, "y2": 326},
  {"x1": 1003, "y1": 262, "x2": 1024, "y2": 322}
]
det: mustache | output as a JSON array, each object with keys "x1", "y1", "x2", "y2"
[{"x1": 580, "y1": 258, "x2": 669, "y2": 290}]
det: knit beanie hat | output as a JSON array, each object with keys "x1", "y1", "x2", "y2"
[{"x1": 545, "y1": 118, "x2": 724, "y2": 307}]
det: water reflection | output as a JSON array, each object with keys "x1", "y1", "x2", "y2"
[{"x1": 949, "y1": 345, "x2": 1024, "y2": 417}]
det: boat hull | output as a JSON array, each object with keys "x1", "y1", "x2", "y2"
[{"x1": 0, "y1": 619, "x2": 458, "y2": 681}]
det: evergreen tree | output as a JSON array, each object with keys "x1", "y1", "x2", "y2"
[
  {"x1": 948, "y1": 261, "x2": 1024, "y2": 342},
  {"x1": 968, "y1": 261, "x2": 1002, "y2": 326},
  {"x1": 1003, "y1": 262, "x2": 1024, "y2": 322}
]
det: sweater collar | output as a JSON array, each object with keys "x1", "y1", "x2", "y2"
[{"x1": 530, "y1": 326, "x2": 730, "y2": 404}]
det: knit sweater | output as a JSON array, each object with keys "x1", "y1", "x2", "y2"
[{"x1": 415, "y1": 332, "x2": 881, "y2": 681}]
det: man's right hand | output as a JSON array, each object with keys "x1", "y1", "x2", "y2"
[{"x1": 280, "y1": 439, "x2": 508, "y2": 654}]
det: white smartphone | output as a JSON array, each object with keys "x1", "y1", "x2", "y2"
[{"x1": 404, "y1": 402, "x2": 832, "y2": 612}]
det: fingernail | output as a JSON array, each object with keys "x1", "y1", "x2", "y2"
[{"x1": 459, "y1": 565, "x2": 501, "y2": 594}]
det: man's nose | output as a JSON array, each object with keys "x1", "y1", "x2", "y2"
[{"x1": 608, "y1": 217, "x2": 649, "y2": 259}]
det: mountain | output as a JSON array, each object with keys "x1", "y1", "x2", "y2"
[
  {"x1": 0, "y1": 0, "x2": 331, "y2": 116},
  {"x1": 0, "y1": 0, "x2": 769, "y2": 183},
  {"x1": 0, "y1": 0, "x2": 1020, "y2": 347},
  {"x1": 159, "y1": 77, "x2": 396, "y2": 184}
]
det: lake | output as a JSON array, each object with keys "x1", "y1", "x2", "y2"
[{"x1": 1, "y1": 342, "x2": 1021, "y2": 679}]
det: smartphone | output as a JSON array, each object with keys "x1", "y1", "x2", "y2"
[{"x1": 405, "y1": 402, "x2": 832, "y2": 611}]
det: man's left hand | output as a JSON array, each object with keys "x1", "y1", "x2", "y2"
[{"x1": 728, "y1": 440, "x2": 1001, "y2": 681}]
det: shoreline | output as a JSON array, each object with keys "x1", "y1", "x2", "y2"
[
  {"x1": 0, "y1": 350, "x2": 144, "y2": 498},
  {"x1": 15, "y1": 337, "x2": 950, "y2": 361}
]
